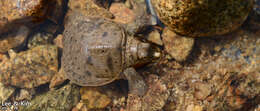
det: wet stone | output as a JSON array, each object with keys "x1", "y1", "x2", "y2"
[
  {"x1": 186, "y1": 104, "x2": 203, "y2": 111},
  {"x1": 0, "y1": 45, "x2": 58, "y2": 88},
  {"x1": 15, "y1": 89, "x2": 35, "y2": 101},
  {"x1": 53, "y1": 34, "x2": 63, "y2": 49},
  {"x1": 49, "y1": 68, "x2": 67, "y2": 89},
  {"x1": 19, "y1": 84, "x2": 80, "y2": 111},
  {"x1": 151, "y1": 0, "x2": 254, "y2": 37},
  {"x1": 0, "y1": 83, "x2": 15, "y2": 102},
  {"x1": 147, "y1": 30, "x2": 163, "y2": 46},
  {"x1": 126, "y1": 74, "x2": 170, "y2": 111},
  {"x1": 72, "y1": 101, "x2": 88, "y2": 111},
  {"x1": 68, "y1": 0, "x2": 114, "y2": 19},
  {"x1": 254, "y1": 0, "x2": 260, "y2": 15},
  {"x1": 165, "y1": 27, "x2": 260, "y2": 110},
  {"x1": 0, "y1": 0, "x2": 65, "y2": 34},
  {"x1": 27, "y1": 32, "x2": 54, "y2": 49},
  {"x1": 162, "y1": 27, "x2": 194, "y2": 61},
  {"x1": 0, "y1": 26, "x2": 29, "y2": 53},
  {"x1": 142, "y1": 76, "x2": 169, "y2": 111},
  {"x1": 109, "y1": 3, "x2": 136, "y2": 24},
  {"x1": 80, "y1": 87, "x2": 111, "y2": 109},
  {"x1": 193, "y1": 82, "x2": 211, "y2": 100},
  {"x1": 0, "y1": 53, "x2": 5, "y2": 62}
]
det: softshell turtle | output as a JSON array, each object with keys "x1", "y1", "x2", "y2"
[{"x1": 62, "y1": 5, "x2": 160, "y2": 96}]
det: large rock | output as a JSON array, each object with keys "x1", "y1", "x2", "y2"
[
  {"x1": 151, "y1": 0, "x2": 254, "y2": 37},
  {"x1": 0, "y1": 0, "x2": 65, "y2": 34},
  {"x1": 0, "y1": 45, "x2": 58, "y2": 88}
]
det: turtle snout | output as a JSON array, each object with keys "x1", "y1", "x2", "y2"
[{"x1": 137, "y1": 42, "x2": 161, "y2": 60}]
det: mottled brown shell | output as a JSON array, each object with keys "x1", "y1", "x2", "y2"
[{"x1": 62, "y1": 13, "x2": 126, "y2": 86}]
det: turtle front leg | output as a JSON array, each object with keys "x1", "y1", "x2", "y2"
[
  {"x1": 123, "y1": 67, "x2": 147, "y2": 111},
  {"x1": 123, "y1": 67, "x2": 147, "y2": 96}
]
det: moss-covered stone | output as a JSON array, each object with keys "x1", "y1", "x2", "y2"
[
  {"x1": 19, "y1": 84, "x2": 80, "y2": 111},
  {"x1": 0, "y1": 45, "x2": 58, "y2": 88}
]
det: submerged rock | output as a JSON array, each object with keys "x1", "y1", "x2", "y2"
[
  {"x1": 20, "y1": 84, "x2": 80, "y2": 111},
  {"x1": 53, "y1": 34, "x2": 63, "y2": 49},
  {"x1": 0, "y1": 0, "x2": 65, "y2": 34},
  {"x1": 147, "y1": 29, "x2": 163, "y2": 46},
  {"x1": 49, "y1": 68, "x2": 67, "y2": 89},
  {"x1": 254, "y1": 0, "x2": 260, "y2": 15},
  {"x1": 0, "y1": 83, "x2": 15, "y2": 102},
  {"x1": 161, "y1": 25, "x2": 260, "y2": 110},
  {"x1": 0, "y1": 26, "x2": 29, "y2": 53},
  {"x1": 126, "y1": 74, "x2": 170, "y2": 111},
  {"x1": 162, "y1": 27, "x2": 194, "y2": 61},
  {"x1": 0, "y1": 45, "x2": 58, "y2": 88},
  {"x1": 15, "y1": 89, "x2": 35, "y2": 101},
  {"x1": 109, "y1": 3, "x2": 136, "y2": 24},
  {"x1": 27, "y1": 32, "x2": 53, "y2": 49},
  {"x1": 151, "y1": 0, "x2": 254, "y2": 37},
  {"x1": 68, "y1": 0, "x2": 114, "y2": 19},
  {"x1": 80, "y1": 87, "x2": 111, "y2": 109}
]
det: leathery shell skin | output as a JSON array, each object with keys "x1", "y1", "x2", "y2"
[{"x1": 62, "y1": 13, "x2": 126, "y2": 86}]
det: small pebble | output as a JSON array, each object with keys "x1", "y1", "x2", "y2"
[
  {"x1": 193, "y1": 82, "x2": 211, "y2": 100},
  {"x1": 27, "y1": 32, "x2": 53, "y2": 49},
  {"x1": 0, "y1": 83, "x2": 15, "y2": 102},
  {"x1": 53, "y1": 34, "x2": 63, "y2": 48},
  {"x1": 147, "y1": 30, "x2": 163, "y2": 46},
  {"x1": 186, "y1": 104, "x2": 203, "y2": 111},
  {"x1": 49, "y1": 68, "x2": 67, "y2": 89},
  {"x1": 109, "y1": 3, "x2": 135, "y2": 24},
  {"x1": 80, "y1": 87, "x2": 111, "y2": 109},
  {"x1": 15, "y1": 89, "x2": 35, "y2": 101},
  {"x1": 162, "y1": 27, "x2": 194, "y2": 61}
]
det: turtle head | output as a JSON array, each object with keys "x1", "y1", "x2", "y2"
[{"x1": 125, "y1": 36, "x2": 161, "y2": 67}]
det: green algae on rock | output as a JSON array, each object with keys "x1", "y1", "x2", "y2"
[
  {"x1": 19, "y1": 84, "x2": 80, "y2": 111},
  {"x1": 0, "y1": 45, "x2": 58, "y2": 88},
  {"x1": 151, "y1": 0, "x2": 254, "y2": 37}
]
